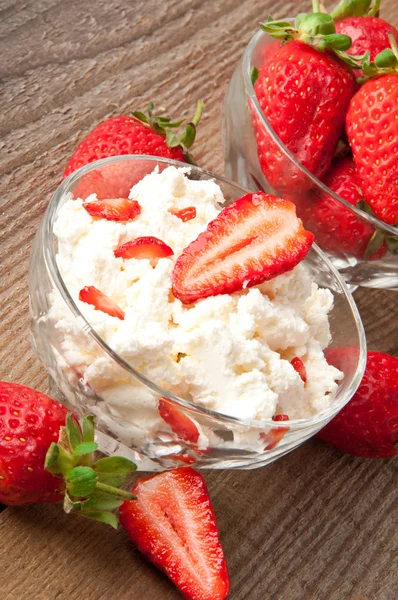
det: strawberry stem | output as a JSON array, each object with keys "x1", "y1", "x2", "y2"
[
  {"x1": 96, "y1": 481, "x2": 136, "y2": 500},
  {"x1": 313, "y1": 0, "x2": 320, "y2": 12}
]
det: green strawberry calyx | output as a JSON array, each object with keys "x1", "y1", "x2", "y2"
[
  {"x1": 132, "y1": 100, "x2": 203, "y2": 161},
  {"x1": 357, "y1": 200, "x2": 398, "y2": 258},
  {"x1": 45, "y1": 413, "x2": 137, "y2": 529},
  {"x1": 330, "y1": 0, "x2": 380, "y2": 21},
  {"x1": 261, "y1": 0, "x2": 353, "y2": 53}
]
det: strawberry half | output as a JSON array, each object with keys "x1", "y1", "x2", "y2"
[
  {"x1": 79, "y1": 286, "x2": 125, "y2": 320},
  {"x1": 291, "y1": 357, "x2": 307, "y2": 383},
  {"x1": 83, "y1": 197, "x2": 141, "y2": 222},
  {"x1": 172, "y1": 192, "x2": 314, "y2": 304},
  {"x1": 114, "y1": 237, "x2": 174, "y2": 260},
  {"x1": 158, "y1": 398, "x2": 200, "y2": 444},
  {"x1": 119, "y1": 467, "x2": 230, "y2": 600},
  {"x1": 170, "y1": 207, "x2": 197, "y2": 222}
]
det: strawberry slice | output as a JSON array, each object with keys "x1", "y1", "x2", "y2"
[
  {"x1": 158, "y1": 398, "x2": 200, "y2": 444},
  {"x1": 172, "y1": 192, "x2": 314, "y2": 304},
  {"x1": 290, "y1": 357, "x2": 307, "y2": 383},
  {"x1": 119, "y1": 467, "x2": 230, "y2": 600},
  {"x1": 79, "y1": 286, "x2": 125, "y2": 320},
  {"x1": 83, "y1": 197, "x2": 141, "y2": 222},
  {"x1": 170, "y1": 206, "x2": 197, "y2": 222},
  {"x1": 260, "y1": 414, "x2": 290, "y2": 450},
  {"x1": 114, "y1": 237, "x2": 174, "y2": 260}
]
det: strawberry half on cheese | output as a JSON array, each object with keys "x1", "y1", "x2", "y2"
[{"x1": 172, "y1": 192, "x2": 314, "y2": 305}]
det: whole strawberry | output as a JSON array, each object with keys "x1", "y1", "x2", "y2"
[
  {"x1": 0, "y1": 382, "x2": 68, "y2": 505},
  {"x1": 317, "y1": 351, "x2": 398, "y2": 458},
  {"x1": 346, "y1": 43, "x2": 398, "y2": 225},
  {"x1": 63, "y1": 101, "x2": 203, "y2": 178},
  {"x1": 335, "y1": 16, "x2": 398, "y2": 75},
  {"x1": 252, "y1": 9, "x2": 356, "y2": 194},
  {"x1": 303, "y1": 156, "x2": 388, "y2": 260}
]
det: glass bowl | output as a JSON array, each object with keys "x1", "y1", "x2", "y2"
[
  {"x1": 29, "y1": 155, "x2": 366, "y2": 470},
  {"x1": 223, "y1": 29, "x2": 398, "y2": 291}
]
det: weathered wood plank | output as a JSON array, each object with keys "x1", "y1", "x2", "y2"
[{"x1": 1, "y1": 0, "x2": 397, "y2": 598}]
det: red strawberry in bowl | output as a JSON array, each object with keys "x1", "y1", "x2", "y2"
[
  {"x1": 172, "y1": 192, "x2": 314, "y2": 305},
  {"x1": 251, "y1": 9, "x2": 356, "y2": 194},
  {"x1": 331, "y1": 0, "x2": 398, "y2": 75},
  {"x1": 317, "y1": 351, "x2": 398, "y2": 458},
  {"x1": 66, "y1": 101, "x2": 202, "y2": 199},
  {"x1": 346, "y1": 40, "x2": 398, "y2": 226},
  {"x1": 302, "y1": 156, "x2": 388, "y2": 260}
]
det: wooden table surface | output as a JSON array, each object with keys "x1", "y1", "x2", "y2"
[{"x1": 1, "y1": 0, "x2": 398, "y2": 598}]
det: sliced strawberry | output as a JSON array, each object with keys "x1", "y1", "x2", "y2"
[
  {"x1": 114, "y1": 237, "x2": 174, "y2": 260},
  {"x1": 290, "y1": 357, "x2": 307, "y2": 383},
  {"x1": 83, "y1": 197, "x2": 141, "y2": 222},
  {"x1": 260, "y1": 414, "x2": 290, "y2": 450},
  {"x1": 170, "y1": 206, "x2": 197, "y2": 222},
  {"x1": 79, "y1": 286, "x2": 125, "y2": 320},
  {"x1": 167, "y1": 454, "x2": 197, "y2": 465},
  {"x1": 158, "y1": 398, "x2": 200, "y2": 444},
  {"x1": 119, "y1": 468, "x2": 230, "y2": 600},
  {"x1": 172, "y1": 192, "x2": 314, "y2": 305}
]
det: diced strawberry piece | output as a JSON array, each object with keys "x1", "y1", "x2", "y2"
[
  {"x1": 170, "y1": 206, "x2": 197, "y2": 222},
  {"x1": 168, "y1": 454, "x2": 197, "y2": 465},
  {"x1": 172, "y1": 192, "x2": 314, "y2": 305},
  {"x1": 260, "y1": 414, "x2": 290, "y2": 450},
  {"x1": 79, "y1": 286, "x2": 125, "y2": 320},
  {"x1": 119, "y1": 468, "x2": 230, "y2": 600},
  {"x1": 158, "y1": 398, "x2": 200, "y2": 444},
  {"x1": 273, "y1": 414, "x2": 289, "y2": 422},
  {"x1": 83, "y1": 197, "x2": 141, "y2": 222},
  {"x1": 290, "y1": 357, "x2": 307, "y2": 383},
  {"x1": 114, "y1": 237, "x2": 174, "y2": 260}
]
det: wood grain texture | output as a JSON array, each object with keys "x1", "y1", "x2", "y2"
[{"x1": 0, "y1": 0, "x2": 397, "y2": 598}]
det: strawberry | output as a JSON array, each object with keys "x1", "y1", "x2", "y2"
[
  {"x1": 119, "y1": 467, "x2": 230, "y2": 600},
  {"x1": 260, "y1": 414, "x2": 290, "y2": 450},
  {"x1": 0, "y1": 384, "x2": 137, "y2": 516},
  {"x1": 317, "y1": 351, "x2": 398, "y2": 458},
  {"x1": 291, "y1": 357, "x2": 307, "y2": 383},
  {"x1": 252, "y1": 10, "x2": 356, "y2": 194},
  {"x1": 114, "y1": 237, "x2": 174, "y2": 260},
  {"x1": 302, "y1": 156, "x2": 388, "y2": 260},
  {"x1": 0, "y1": 383, "x2": 68, "y2": 505},
  {"x1": 79, "y1": 286, "x2": 125, "y2": 320},
  {"x1": 346, "y1": 63, "x2": 398, "y2": 224},
  {"x1": 83, "y1": 197, "x2": 141, "y2": 222},
  {"x1": 170, "y1": 206, "x2": 197, "y2": 222},
  {"x1": 335, "y1": 16, "x2": 398, "y2": 75},
  {"x1": 172, "y1": 192, "x2": 314, "y2": 305},
  {"x1": 158, "y1": 398, "x2": 200, "y2": 444},
  {"x1": 64, "y1": 101, "x2": 203, "y2": 179}
]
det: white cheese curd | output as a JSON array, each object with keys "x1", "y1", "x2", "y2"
[{"x1": 50, "y1": 166, "x2": 343, "y2": 446}]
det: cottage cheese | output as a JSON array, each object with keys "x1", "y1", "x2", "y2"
[{"x1": 50, "y1": 166, "x2": 342, "y2": 445}]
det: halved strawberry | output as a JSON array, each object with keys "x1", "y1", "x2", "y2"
[
  {"x1": 158, "y1": 398, "x2": 200, "y2": 444},
  {"x1": 119, "y1": 468, "x2": 230, "y2": 600},
  {"x1": 170, "y1": 207, "x2": 197, "y2": 222},
  {"x1": 114, "y1": 237, "x2": 174, "y2": 260},
  {"x1": 83, "y1": 197, "x2": 141, "y2": 222},
  {"x1": 79, "y1": 286, "x2": 125, "y2": 320},
  {"x1": 291, "y1": 357, "x2": 307, "y2": 383},
  {"x1": 172, "y1": 192, "x2": 314, "y2": 305},
  {"x1": 260, "y1": 414, "x2": 290, "y2": 450}
]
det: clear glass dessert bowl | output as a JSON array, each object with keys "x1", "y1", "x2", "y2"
[
  {"x1": 223, "y1": 29, "x2": 398, "y2": 291},
  {"x1": 29, "y1": 155, "x2": 366, "y2": 470}
]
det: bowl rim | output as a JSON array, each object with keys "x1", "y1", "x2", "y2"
[
  {"x1": 243, "y1": 28, "x2": 398, "y2": 238},
  {"x1": 42, "y1": 154, "x2": 367, "y2": 430}
]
